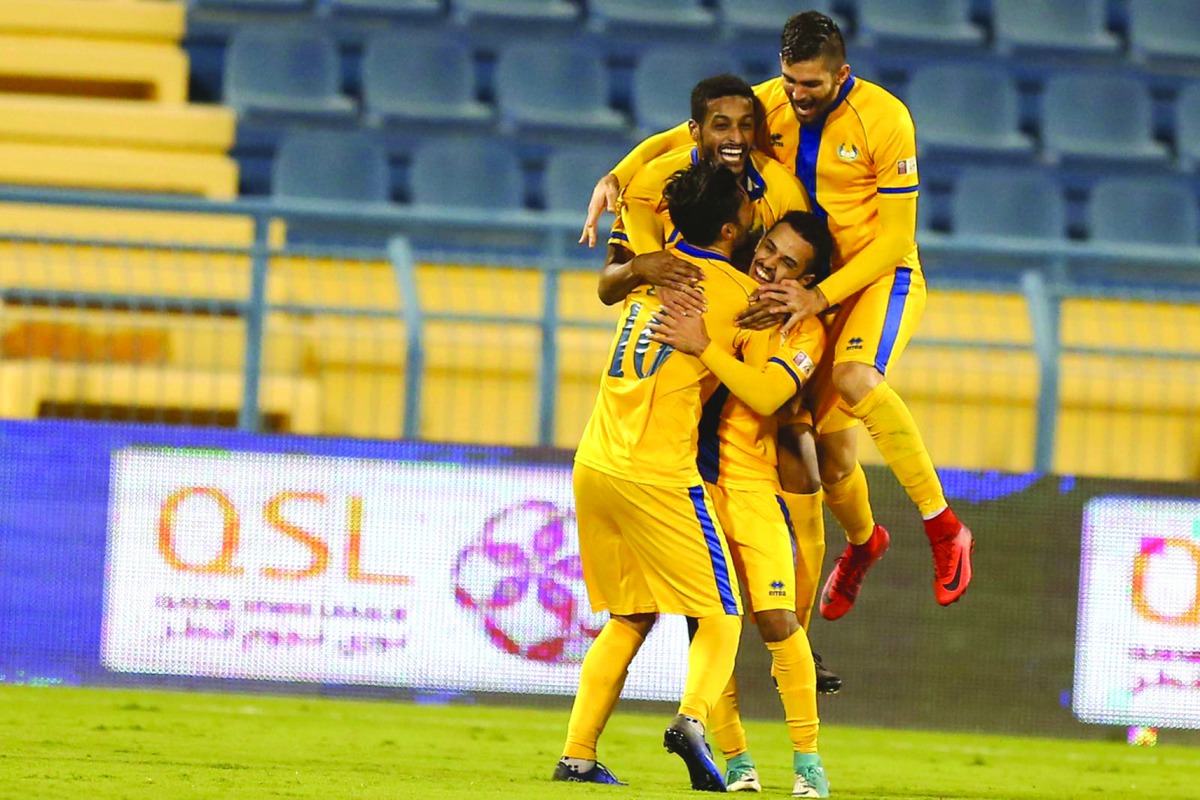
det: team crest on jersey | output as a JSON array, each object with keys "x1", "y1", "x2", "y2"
[{"x1": 837, "y1": 143, "x2": 859, "y2": 161}]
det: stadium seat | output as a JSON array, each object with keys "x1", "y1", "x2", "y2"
[
  {"x1": 632, "y1": 49, "x2": 740, "y2": 136},
  {"x1": 906, "y1": 65, "x2": 1033, "y2": 156},
  {"x1": 329, "y1": 0, "x2": 443, "y2": 16},
  {"x1": 192, "y1": 0, "x2": 310, "y2": 10},
  {"x1": 992, "y1": 0, "x2": 1119, "y2": 55},
  {"x1": 1088, "y1": 178, "x2": 1199, "y2": 246},
  {"x1": 361, "y1": 31, "x2": 490, "y2": 127},
  {"x1": 1129, "y1": 0, "x2": 1200, "y2": 63},
  {"x1": 272, "y1": 130, "x2": 390, "y2": 204},
  {"x1": 716, "y1": 0, "x2": 839, "y2": 38},
  {"x1": 950, "y1": 168, "x2": 1064, "y2": 239},
  {"x1": 1041, "y1": 74, "x2": 1169, "y2": 166},
  {"x1": 409, "y1": 137, "x2": 524, "y2": 210},
  {"x1": 1176, "y1": 82, "x2": 1200, "y2": 172},
  {"x1": 542, "y1": 145, "x2": 629, "y2": 213},
  {"x1": 0, "y1": 0, "x2": 185, "y2": 43},
  {"x1": 854, "y1": 0, "x2": 984, "y2": 48},
  {"x1": 588, "y1": 0, "x2": 714, "y2": 34},
  {"x1": 494, "y1": 42, "x2": 625, "y2": 136},
  {"x1": 0, "y1": 34, "x2": 186, "y2": 102},
  {"x1": 452, "y1": 0, "x2": 579, "y2": 26},
  {"x1": 223, "y1": 27, "x2": 355, "y2": 121}
]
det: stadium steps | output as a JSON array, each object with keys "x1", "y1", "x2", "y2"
[
  {"x1": 0, "y1": 203, "x2": 284, "y2": 247},
  {"x1": 0, "y1": 0, "x2": 185, "y2": 43},
  {"x1": 0, "y1": 141, "x2": 238, "y2": 199},
  {"x1": 0, "y1": 94, "x2": 234, "y2": 152},
  {"x1": 0, "y1": 35, "x2": 187, "y2": 102}
]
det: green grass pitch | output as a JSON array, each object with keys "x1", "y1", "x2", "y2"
[{"x1": 1, "y1": 685, "x2": 1198, "y2": 799}]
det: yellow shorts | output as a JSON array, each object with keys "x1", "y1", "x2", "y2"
[
  {"x1": 809, "y1": 267, "x2": 927, "y2": 435},
  {"x1": 573, "y1": 462, "x2": 742, "y2": 618},
  {"x1": 708, "y1": 483, "x2": 796, "y2": 614}
]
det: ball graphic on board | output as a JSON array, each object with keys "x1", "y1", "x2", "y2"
[{"x1": 453, "y1": 500, "x2": 604, "y2": 663}]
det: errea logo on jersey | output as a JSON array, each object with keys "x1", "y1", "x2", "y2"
[{"x1": 837, "y1": 143, "x2": 859, "y2": 161}]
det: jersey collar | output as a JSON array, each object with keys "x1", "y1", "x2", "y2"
[
  {"x1": 815, "y1": 75, "x2": 856, "y2": 125},
  {"x1": 676, "y1": 240, "x2": 731, "y2": 264}
]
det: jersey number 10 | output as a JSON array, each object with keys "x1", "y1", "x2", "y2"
[{"x1": 607, "y1": 302, "x2": 675, "y2": 379}]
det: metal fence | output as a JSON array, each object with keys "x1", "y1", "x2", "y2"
[{"x1": 0, "y1": 186, "x2": 1198, "y2": 479}]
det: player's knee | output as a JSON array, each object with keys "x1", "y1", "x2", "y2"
[
  {"x1": 818, "y1": 453, "x2": 852, "y2": 487},
  {"x1": 612, "y1": 612, "x2": 657, "y2": 638},
  {"x1": 755, "y1": 609, "x2": 801, "y2": 643},
  {"x1": 832, "y1": 362, "x2": 881, "y2": 407}
]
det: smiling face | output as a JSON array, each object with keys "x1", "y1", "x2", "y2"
[
  {"x1": 750, "y1": 220, "x2": 816, "y2": 285},
  {"x1": 689, "y1": 95, "x2": 755, "y2": 177},
  {"x1": 780, "y1": 56, "x2": 851, "y2": 127}
]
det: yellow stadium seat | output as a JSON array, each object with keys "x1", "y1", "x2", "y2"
[
  {"x1": 0, "y1": 0, "x2": 185, "y2": 44},
  {"x1": 0, "y1": 141, "x2": 237, "y2": 199},
  {"x1": 0, "y1": 203, "x2": 284, "y2": 247},
  {"x1": 0, "y1": 35, "x2": 187, "y2": 101},
  {"x1": 0, "y1": 94, "x2": 234, "y2": 152}
]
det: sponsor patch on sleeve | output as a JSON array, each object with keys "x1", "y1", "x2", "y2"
[
  {"x1": 897, "y1": 156, "x2": 917, "y2": 176},
  {"x1": 792, "y1": 351, "x2": 816, "y2": 379}
]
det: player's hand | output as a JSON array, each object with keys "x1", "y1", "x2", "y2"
[
  {"x1": 580, "y1": 173, "x2": 620, "y2": 247},
  {"x1": 658, "y1": 285, "x2": 706, "y2": 317},
  {"x1": 755, "y1": 280, "x2": 829, "y2": 335},
  {"x1": 633, "y1": 251, "x2": 705, "y2": 296},
  {"x1": 648, "y1": 306, "x2": 709, "y2": 356},
  {"x1": 735, "y1": 296, "x2": 789, "y2": 331}
]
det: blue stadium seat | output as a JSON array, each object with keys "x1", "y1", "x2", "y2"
[
  {"x1": 494, "y1": 42, "x2": 625, "y2": 136},
  {"x1": 224, "y1": 27, "x2": 355, "y2": 121},
  {"x1": 907, "y1": 65, "x2": 1033, "y2": 156},
  {"x1": 992, "y1": 0, "x2": 1118, "y2": 55},
  {"x1": 193, "y1": 0, "x2": 310, "y2": 10},
  {"x1": 1129, "y1": 0, "x2": 1200, "y2": 63},
  {"x1": 716, "y1": 0, "x2": 839, "y2": 38},
  {"x1": 854, "y1": 0, "x2": 984, "y2": 48},
  {"x1": 1041, "y1": 75, "x2": 1169, "y2": 166},
  {"x1": 409, "y1": 137, "x2": 525, "y2": 210},
  {"x1": 452, "y1": 0, "x2": 579, "y2": 25},
  {"x1": 272, "y1": 129, "x2": 390, "y2": 203},
  {"x1": 330, "y1": 0, "x2": 443, "y2": 16},
  {"x1": 361, "y1": 31, "x2": 490, "y2": 127},
  {"x1": 543, "y1": 145, "x2": 629, "y2": 213},
  {"x1": 1176, "y1": 82, "x2": 1200, "y2": 173},
  {"x1": 632, "y1": 49, "x2": 739, "y2": 136},
  {"x1": 1089, "y1": 178, "x2": 1199, "y2": 246},
  {"x1": 588, "y1": 0, "x2": 714, "y2": 34},
  {"x1": 951, "y1": 168, "x2": 1064, "y2": 239}
]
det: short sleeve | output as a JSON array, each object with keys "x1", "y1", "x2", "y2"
[{"x1": 873, "y1": 101, "x2": 920, "y2": 198}]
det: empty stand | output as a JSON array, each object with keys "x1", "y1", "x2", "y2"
[
  {"x1": 992, "y1": 0, "x2": 1119, "y2": 55},
  {"x1": 1176, "y1": 82, "x2": 1200, "y2": 173},
  {"x1": 272, "y1": 129, "x2": 390, "y2": 203},
  {"x1": 361, "y1": 31, "x2": 490, "y2": 127},
  {"x1": 452, "y1": 0, "x2": 579, "y2": 26},
  {"x1": 494, "y1": 42, "x2": 624, "y2": 136},
  {"x1": 0, "y1": 0, "x2": 185, "y2": 43},
  {"x1": 855, "y1": 0, "x2": 984, "y2": 48},
  {"x1": 907, "y1": 65, "x2": 1033, "y2": 156},
  {"x1": 1088, "y1": 178, "x2": 1199, "y2": 246},
  {"x1": 192, "y1": 0, "x2": 311, "y2": 10},
  {"x1": 632, "y1": 49, "x2": 740, "y2": 136},
  {"x1": 542, "y1": 145, "x2": 629, "y2": 213},
  {"x1": 223, "y1": 26, "x2": 355, "y2": 121},
  {"x1": 408, "y1": 137, "x2": 524, "y2": 210},
  {"x1": 717, "y1": 0, "x2": 838, "y2": 38},
  {"x1": 330, "y1": 0, "x2": 443, "y2": 16},
  {"x1": 0, "y1": 34, "x2": 186, "y2": 101},
  {"x1": 1128, "y1": 0, "x2": 1200, "y2": 63},
  {"x1": 588, "y1": 0, "x2": 714, "y2": 34},
  {"x1": 1041, "y1": 74, "x2": 1169, "y2": 166},
  {"x1": 951, "y1": 168, "x2": 1064, "y2": 239}
]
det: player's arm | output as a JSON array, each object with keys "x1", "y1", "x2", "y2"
[
  {"x1": 647, "y1": 308, "x2": 806, "y2": 417},
  {"x1": 598, "y1": 245, "x2": 705, "y2": 306},
  {"x1": 813, "y1": 192, "x2": 915, "y2": 306},
  {"x1": 581, "y1": 123, "x2": 693, "y2": 247}
]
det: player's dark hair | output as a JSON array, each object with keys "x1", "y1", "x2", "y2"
[
  {"x1": 690, "y1": 74, "x2": 755, "y2": 124},
  {"x1": 663, "y1": 161, "x2": 744, "y2": 249},
  {"x1": 780, "y1": 11, "x2": 846, "y2": 67},
  {"x1": 773, "y1": 211, "x2": 833, "y2": 284}
]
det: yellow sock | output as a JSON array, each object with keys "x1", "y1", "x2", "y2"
[
  {"x1": 563, "y1": 619, "x2": 645, "y2": 759},
  {"x1": 679, "y1": 614, "x2": 742, "y2": 724},
  {"x1": 708, "y1": 675, "x2": 748, "y2": 759},
  {"x1": 850, "y1": 382, "x2": 947, "y2": 517},
  {"x1": 765, "y1": 629, "x2": 820, "y2": 753},
  {"x1": 822, "y1": 461, "x2": 875, "y2": 545},
  {"x1": 781, "y1": 490, "x2": 825, "y2": 630}
]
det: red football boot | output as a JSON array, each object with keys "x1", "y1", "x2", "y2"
[
  {"x1": 819, "y1": 524, "x2": 890, "y2": 620},
  {"x1": 925, "y1": 508, "x2": 974, "y2": 606}
]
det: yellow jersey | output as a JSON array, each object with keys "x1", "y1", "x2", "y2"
[
  {"x1": 610, "y1": 75, "x2": 920, "y2": 306},
  {"x1": 575, "y1": 241, "x2": 767, "y2": 488},
  {"x1": 698, "y1": 318, "x2": 826, "y2": 490},
  {"x1": 609, "y1": 145, "x2": 810, "y2": 256}
]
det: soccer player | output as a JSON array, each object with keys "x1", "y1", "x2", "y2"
[
  {"x1": 581, "y1": 11, "x2": 974, "y2": 614},
  {"x1": 648, "y1": 211, "x2": 835, "y2": 798},
  {"x1": 599, "y1": 73, "x2": 843, "y2": 695},
  {"x1": 556, "y1": 160, "x2": 757, "y2": 793}
]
